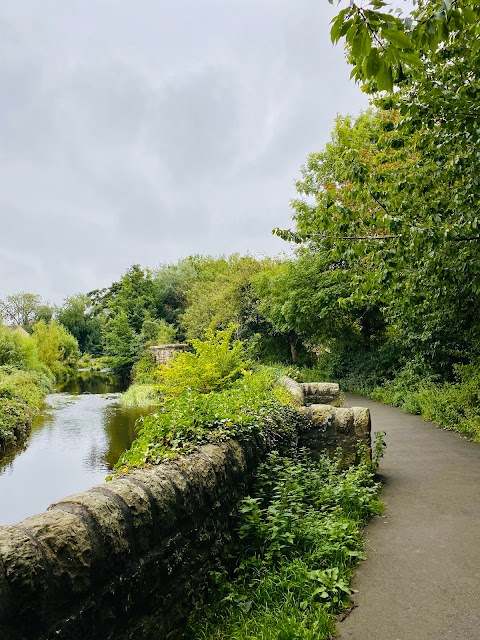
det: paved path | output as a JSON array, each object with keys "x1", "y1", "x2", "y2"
[{"x1": 338, "y1": 394, "x2": 480, "y2": 640}]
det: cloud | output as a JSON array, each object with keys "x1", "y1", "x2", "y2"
[{"x1": 0, "y1": 0, "x2": 368, "y2": 303}]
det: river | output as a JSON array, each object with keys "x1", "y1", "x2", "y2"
[{"x1": 0, "y1": 372, "x2": 152, "y2": 525}]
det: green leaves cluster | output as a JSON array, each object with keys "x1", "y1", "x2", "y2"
[
  {"x1": 155, "y1": 325, "x2": 248, "y2": 397},
  {"x1": 113, "y1": 370, "x2": 296, "y2": 472},
  {"x1": 330, "y1": 0, "x2": 479, "y2": 92},
  {"x1": 0, "y1": 366, "x2": 51, "y2": 450},
  {"x1": 187, "y1": 451, "x2": 382, "y2": 639}
]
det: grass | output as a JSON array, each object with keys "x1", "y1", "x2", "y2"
[
  {"x1": 119, "y1": 382, "x2": 163, "y2": 408},
  {"x1": 187, "y1": 451, "x2": 383, "y2": 640}
]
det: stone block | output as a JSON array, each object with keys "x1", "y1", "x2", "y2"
[
  {"x1": 16, "y1": 509, "x2": 94, "y2": 619},
  {"x1": 0, "y1": 525, "x2": 48, "y2": 621},
  {"x1": 50, "y1": 488, "x2": 131, "y2": 571}
]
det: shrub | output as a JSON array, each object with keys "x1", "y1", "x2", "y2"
[
  {"x1": 187, "y1": 451, "x2": 382, "y2": 639},
  {"x1": 32, "y1": 320, "x2": 80, "y2": 379},
  {"x1": 0, "y1": 367, "x2": 50, "y2": 449},
  {"x1": 154, "y1": 325, "x2": 248, "y2": 397},
  {"x1": 0, "y1": 324, "x2": 41, "y2": 371},
  {"x1": 114, "y1": 371, "x2": 296, "y2": 472}
]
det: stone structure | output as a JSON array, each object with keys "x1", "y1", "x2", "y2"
[
  {"x1": 279, "y1": 377, "x2": 370, "y2": 464},
  {"x1": 0, "y1": 438, "x2": 265, "y2": 640},
  {"x1": 278, "y1": 376, "x2": 341, "y2": 406},
  {"x1": 0, "y1": 379, "x2": 371, "y2": 640},
  {"x1": 148, "y1": 344, "x2": 187, "y2": 365}
]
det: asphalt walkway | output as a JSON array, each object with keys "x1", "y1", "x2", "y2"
[{"x1": 338, "y1": 394, "x2": 480, "y2": 640}]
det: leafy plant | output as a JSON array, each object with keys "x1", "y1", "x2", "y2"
[
  {"x1": 113, "y1": 370, "x2": 296, "y2": 473},
  {"x1": 187, "y1": 451, "x2": 383, "y2": 639},
  {"x1": 154, "y1": 325, "x2": 248, "y2": 397}
]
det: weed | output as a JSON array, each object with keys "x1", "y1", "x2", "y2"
[{"x1": 187, "y1": 451, "x2": 382, "y2": 640}]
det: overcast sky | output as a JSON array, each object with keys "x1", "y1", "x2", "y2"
[{"x1": 0, "y1": 0, "x2": 368, "y2": 304}]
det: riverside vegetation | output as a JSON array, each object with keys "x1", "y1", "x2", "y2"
[
  {"x1": 110, "y1": 327, "x2": 383, "y2": 639},
  {"x1": 0, "y1": 320, "x2": 80, "y2": 450}
]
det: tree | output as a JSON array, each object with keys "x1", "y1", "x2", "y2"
[
  {"x1": 0, "y1": 293, "x2": 54, "y2": 331},
  {"x1": 32, "y1": 320, "x2": 80, "y2": 378},
  {"x1": 275, "y1": 104, "x2": 479, "y2": 371},
  {"x1": 103, "y1": 311, "x2": 142, "y2": 379},
  {"x1": 57, "y1": 294, "x2": 103, "y2": 354},
  {"x1": 139, "y1": 315, "x2": 177, "y2": 346},
  {"x1": 181, "y1": 255, "x2": 270, "y2": 337},
  {"x1": 107, "y1": 265, "x2": 160, "y2": 333}
]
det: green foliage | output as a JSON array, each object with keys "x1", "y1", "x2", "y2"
[
  {"x1": 140, "y1": 316, "x2": 176, "y2": 346},
  {"x1": 114, "y1": 371, "x2": 296, "y2": 472},
  {"x1": 155, "y1": 325, "x2": 248, "y2": 397},
  {"x1": 0, "y1": 292, "x2": 54, "y2": 331},
  {"x1": 187, "y1": 451, "x2": 382, "y2": 639},
  {"x1": 102, "y1": 311, "x2": 143, "y2": 378},
  {"x1": 181, "y1": 255, "x2": 270, "y2": 337},
  {"x1": 130, "y1": 351, "x2": 157, "y2": 384},
  {"x1": 153, "y1": 258, "x2": 200, "y2": 327},
  {"x1": 0, "y1": 324, "x2": 41, "y2": 371},
  {"x1": 106, "y1": 264, "x2": 160, "y2": 333},
  {"x1": 57, "y1": 294, "x2": 102, "y2": 355},
  {"x1": 119, "y1": 383, "x2": 163, "y2": 409},
  {"x1": 372, "y1": 360, "x2": 480, "y2": 441},
  {"x1": 329, "y1": 0, "x2": 479, "y2": 94},
  {"x1": 276, "y1": 104, "x2": 480, "y2": 373},
  {"x1": 0, "y1": 366, "x2": 50, "y2": 449},
  {"x1": 32, "y1": 320, "x2": 80, "y2": 379}
]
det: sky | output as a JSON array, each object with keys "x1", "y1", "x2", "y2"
[{"x1": 0, "y1": 0, "x2": 368, "y2": 304}]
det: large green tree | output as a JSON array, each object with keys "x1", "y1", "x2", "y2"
[
  {"x1": 57, "y1": 294, "x2": 102, "y2": 355},
  {"x1": 276, "y1": 105, "x2": 479, "y2": 371}
]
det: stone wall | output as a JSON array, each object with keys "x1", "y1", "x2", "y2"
[
  {"x1": 148, "y1": 344, "x2": 187, "y2": 365},
  {"x1": 0, "y1": 438, "x2": 265, "y2": 640},
  {"x1": 279, "y1": 377, "x2": 371, "y2": 464},
  {"x1": 0, "y1": 380, "x2": 371, "y2": 640},
  {"x1": 278, "y1": 376, "x2": 341, "y2": 406}
]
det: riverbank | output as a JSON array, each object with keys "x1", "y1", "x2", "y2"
[{"x1": 0, "y1": 366, "x2": 50, "y2": 452}]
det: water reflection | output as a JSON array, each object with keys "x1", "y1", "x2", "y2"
[
  {"x1": 0, "y1": 373, "x2": 154, "y2": 524},
  {"x1": 58, "y1": 371, "x2": 128, "y2": 395}
]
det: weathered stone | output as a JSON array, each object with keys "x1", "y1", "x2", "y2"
[
  {"x1": 0, "y1": 525, "x2": 48, "y2": 622},
  {"x1": 298, "y1": 402, "x2": 371, "y2": 466},
  {"x1": 148, "y1": 344, "x2": 187, "y2": 365},
  {"x1": 20, "y1": 510, "x2": 93, "y2": 598},
  {"x1": 333, "y1": 407, "x2": 354, "y2": 434},
  {"x1": 301, "y1": 382, "x2": 340, "y2": 405},
  {"x1": 278, "y1": 376, "x2": 304, "y2": 406},
  {"x1": 50, "y1": 488, "x2": 131, "y2": 570},
  {"x1": 353, "y1": 406, "x2": 371, "y2": 438},
  {"x1": 100, "y1": 478, "x2": 154, "y2": 554}
]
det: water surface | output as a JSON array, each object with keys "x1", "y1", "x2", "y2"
[{"x1": 0, "y1": 373, "x2": 152, "y2": 524}]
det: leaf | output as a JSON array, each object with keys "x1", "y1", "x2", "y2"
[
  {"x1": 376, "y1": 59, "x2": 394, "y2": 92},
  {"x1": 365, "y1": 48, "x2": 381, "y2": 78},
  {"x1": 330, "y1": 9, "x2": 352, "y2": 44},
  {"x1": 382, "y1": 27, "x2": 414, "y2": 50}
]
